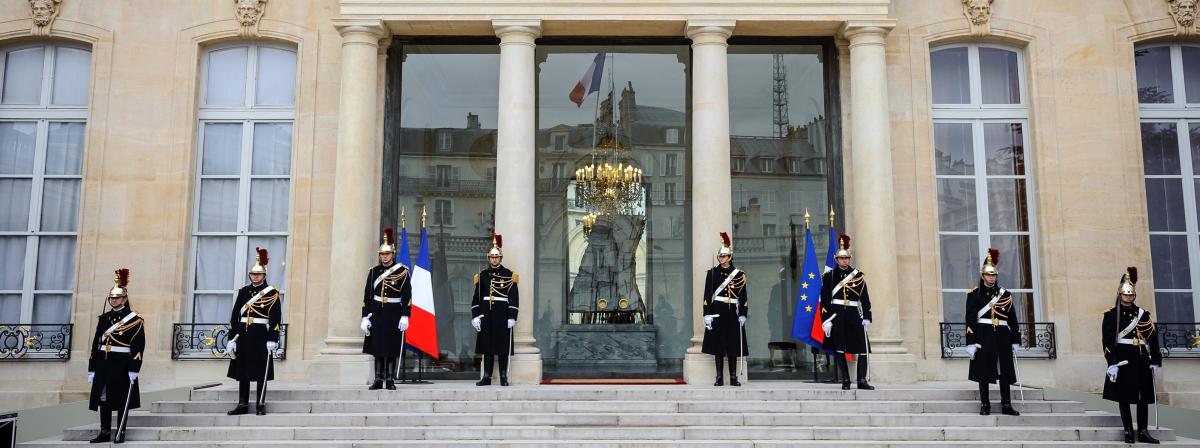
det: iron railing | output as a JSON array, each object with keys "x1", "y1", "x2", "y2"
[
  {"x1": 939, "y1": 322, "x2": 1056, "y2": 359},
  {"x1": 0, "y1": 324, "x2": 72, "y2": 360},
  {"x1": 171, "y1": 323, "x2": 288, "y2": 360},
  {"x1": 1158, "y1": 322, "x2": 1200, "y2": 358}
]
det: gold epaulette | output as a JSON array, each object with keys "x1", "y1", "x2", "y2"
[
  {"x1": 969, "y1": 287, "x2": 978, "y2": 292},
  {"x1": 1105, "y1": 306, "x2": 1115, "y2": 313},
  {"x1": 473, "y1": 274, "x2": 479, "y2": 285},
  {"x1": 512, "y1": 273, "x2": 520, "y2": 283}
]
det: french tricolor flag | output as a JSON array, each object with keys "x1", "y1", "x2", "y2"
[
  {"x1": 406, "y1": 225, "x2": 439, "y2": 359},
  {"x1": 569, "y1": 53, "x2": 606, "y2": 107}
]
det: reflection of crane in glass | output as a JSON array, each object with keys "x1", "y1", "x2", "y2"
[{"x1": 772, "y1": 54, "x2": 790, "y2": 138}]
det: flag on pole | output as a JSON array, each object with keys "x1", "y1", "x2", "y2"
[
  {"x1": 569, "y1": 53, "x2": 606, "y2": 107},
  {"x1": 398, "y1": 226, "x2": 412, "y2": 270},
  {"x1": 791, "y1": 226, "x2": 829, "y2": 353},
  {"x1": 407, "y1": 225, "x2": 439, "y2": 359}
]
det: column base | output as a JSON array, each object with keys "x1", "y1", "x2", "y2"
[
  {"x1": 508, "y1": 353, "x2": 543, "y2": 385},
  {"x1": 683, "y1": 350, "x2": 715, "y2": 385},
  {"x1": 319, "y1": 336, "x2": 366, "y2": 355},
  {"x1": 863, "y1": 338, "x2": 917, "y2": 384},
  {"x1": 307, "y1": 353, "x2": 372, "y2": 385}
]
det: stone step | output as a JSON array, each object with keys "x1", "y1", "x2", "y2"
[
  {"x1": 153, "y1": 399, "x2": 1084, "y2": 414},
  {"x1": 57, "y1": 425, "x2": 1178, "y2": 442},
  {"x1": 189, "y1": 387, "x2": 1045, "y2": 403},
  {"x1": 120, "y1": 412, "x2": 1122, "y2": 428},
  {"x1": 21, "y1": 439, "x2": 1200, "y2": 448}
]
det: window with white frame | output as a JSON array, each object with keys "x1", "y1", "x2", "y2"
[
  {"x1": 433, "y1": 199, "x2": 453, "y2": 226},
  {"x1": 931, "y1": 43, "x2": 1040, "y2": 325},
  {"x1": 1135, "y1": 43, "x2": 1200, "y2": 323},
  {"x1": 759, "y1": 158, "x2": 774, "y2": 173},
  {"x1": 665, "y1": 128, "x2": 680, "y2": 144},
  {"x1": 189, "y1": 42, "x2": 296, "y2": 324},
  {"x1": 0, "y1": 42, "x2": 90, "y2": 325},
  {"x1": 665, "y1": 154, "x2": 679, "y2": 176},
  {"x1": 664, "y1": 182, "x2": 677, "y2": 205},
  {"x1": 437, "y1": 129, "x2": 452, "y2": 152}
]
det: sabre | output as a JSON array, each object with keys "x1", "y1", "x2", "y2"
[
  {"x1": 258, "y1": 347, "x2": 271, "y2": 407},
  {"x1": 117, "y1": 378, "x2": 135, "y2": 440},
  {"x1": 507, "y1": 325, "x2": 514, "y2": 380},
  {"x1": 399, "y1": 327, "x2": 407, "y2": 383},
  {"x1": 738, "y1": 316, "x2": 747, "y2": 385},
  {"x1": 1152, "y1": 368, "x2": 1160, "y2": 430},
  {"x1": 1013, "y1": 345, "x2": 1024, "y2": 403}
]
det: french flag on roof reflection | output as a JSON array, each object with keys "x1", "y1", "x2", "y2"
[{"x1": 569, "y1": 53, "x2": 606, "y2": 107}]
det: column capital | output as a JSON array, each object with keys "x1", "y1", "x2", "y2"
[
  {"x1": 493, "y1": 19, "x2": 543, "y2": 44},
  {"x1": 839, "y1": 20, "x2": 896, "y2": 44},
  {"x1": 685, "y1": 19, "x2": 736, "y2": 45},
  {"x1": 333, "y1": 18, "x2": 388, "y2": 44}
]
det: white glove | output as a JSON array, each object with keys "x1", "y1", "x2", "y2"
[
  {"x1": 1011, "y1": 344, "x2": 1019, "y2": 352},
  {"x1": 399, "y1": 316, "x2": 410, "y2": 331},
  {"x1": 738, "y1": 316, "x2": 747, "y2": 326},
  {"x1": 703, "y1": 316, "x2": 713, "y2": 330},
  {"x1": 472, "y1": 316, "x2": 482, "y2": 332},
  {"x1": 822, "y1": 320, "x2": 832, "y2": 337},
  {"x1": 965, "y1": 344, "x2": 978, "y2": 359},
  {"x1": 227, "y1": 340, "x2": 238, "y2": 354},
  {"x1": 128, "y1": 371, "x2": 138, "y2": 382},
  {"x1": 360, "y1": 317, "x2": 372, "y2": 335},
  {"x1": 266, "y1": 341, "x2": 278, "y2": 352},
  {"x1": 862, "y1": 319, "x2": 871, "y2": 332},
  {"x1": 507, "y1": 319, "x2": 516, "y2": 329},
  {"x1": 87, "y1": 372, "x2": 94, "y2": 385},
  {"x1": 1107, "y1": 365, "x2": 1120, "y2": 382},
  {"x1": 1150, "y1": 364, "x2": 1161, "y2": 375}
]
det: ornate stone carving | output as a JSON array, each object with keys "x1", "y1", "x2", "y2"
[
  {"x1": 1169, "y1": 0, "x2": 1199, "y2": 36},
  {"x1": 234, "y1": 0, "x2": 267, "y2": 37},
  {"x1": 962, "y1": 0, "x2": 994, "y2": 36},
  {"x1": 29, "y1": 0, "x2": 62, "y2": 37}
]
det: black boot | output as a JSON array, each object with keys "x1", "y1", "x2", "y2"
[
  {"x1": 836, "y1": 356, "x2": 851, "y2": 390},
  {"x1": 714, "y1": 356, "x2": 724, "y2": 386},
  {"x1": 1137, "y1": 429, "x2": 1160, "y2": 444},
  {"x1": 89, "y1": 431, "x2": 111, "y2": 444},
  {"x1": 385, "y1": 357, "x2": 397, "y2": 390},
  {"x1": 978, "y1": 383, "x2": 991, "y2": 415},
  {"x1": 227, "y1": 403, "x2": 249, "y2": 415},
  {"x1": 478, "y1": 355, "x2": 494, "y2": 386},
  {"x1": 369, "y1": 357, "x2": 385, "y2": 390},
  {"x1": 999, "y1": 382, "x2": 1018, "y2": 415},
  {"x1": 1137, "y1": 403, "x2": 1158, "y2": 443},
  {"x1": 855, "y1": 355, "x2": 874, "y2": 390},
  {"x1": 90, "y1": 410, "x2": 112, "y2": 443},
  {"x1": 499, "y1": 355, "x2": 510, "y2": 386},
  {"x1": 1120, "y1": 403, "x2": 1135, "y2": 442},
  {"x1": 113, "y1": 410, "x2": 127, "y2": 444},
  {"x1": 254, "y1": 381, "x2": 267, "y2": 415},
  {"x1": 728, "y1": 356, "x2": 742, "y2": 387}
]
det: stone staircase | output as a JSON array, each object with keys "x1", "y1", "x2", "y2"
[{"x1": 23, "y1": 381, "x2": 1200, "y2": 447}]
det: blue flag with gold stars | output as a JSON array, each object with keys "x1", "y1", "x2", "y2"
[{"x1": 792, "y1": 226, "x2": 829, "y2": 352}]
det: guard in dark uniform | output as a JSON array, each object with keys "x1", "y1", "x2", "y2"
[
  {"x1": 1103, "y1": 267, "x2": 1162, "y2": 444},
  {"x1": 472, "y1": 233, "x2": 519, "y2": 386},
  {"x1": 701, "y1": 232, "x2": 748, "y2": 386},
  {"x1": 361, "y1": 228, "x2": 412, "y2": 390},
  {"x1": 87, "y1": 269, "x2": 144, "y2": 444},
  {"x1": 964, "y1": 248, "x2": 1021, "y2": 416},
  {"x1": 820, "y1": 234, "x2": 873, "y2": 390},
  {"x1": 226, "y1": 248, "x2": 282, "y2": 416}
]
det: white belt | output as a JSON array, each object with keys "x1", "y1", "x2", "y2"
[
  {"x1": 373, "y1": 295, "x2": 404, "y2": 304},
  {"x1": 832, "y1": 299, "x2": 860, "y2": 307},
  {"x1": 240, "y1": 317, "x2": 268, "y2": 325},
  {"x1": 99, "y1": 345, "x2": 131, "y2": 353},
  {"x1": 976, "y1": 318, "x2": 1008, "y2": 326},
  {"x1": 1117, "y1": 338, "x2": 1145, "y2": 346},
  {"x1": 486, "y1": 296, "x2": 509, "y2": 302},
  {"x1": 713, "y1": 296, "x2": 739, "y2": 304}
]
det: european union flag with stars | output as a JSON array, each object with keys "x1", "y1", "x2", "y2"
[{"x1": 792, "y1": 226, "x2": 830, "y2": 353}]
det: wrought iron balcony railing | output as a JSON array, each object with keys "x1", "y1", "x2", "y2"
[
  {"x1": 939, "y1": 322, "x2": 1057, "y2": 359},
  {"x1": 171, "y1": 323, "x2": 288, "y2": 360},
  {"x1": 1158, "y1": 322, "x2": 1200, "y2": 358},
  {"x1": 0, "y1": 324, "x2": 72, "y2": 360}
]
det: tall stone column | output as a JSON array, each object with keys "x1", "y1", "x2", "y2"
[
  {"x1": 841, "y1": 20, "x2": 916, "y2": 383},
  {"x1": 493, "y1": 19, "x2": 543, "y2": 384},
  {"x1": 312, "y1": 19, "x2": 387, "y2": 383},
  {"x1": 683, "y1": 19, "x2": 735, "y2": 385}
]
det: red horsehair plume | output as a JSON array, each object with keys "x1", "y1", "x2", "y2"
[
  {"x1": 115, "y1": 268, "x2": 130, "y2": 288},
  {"x1": 719, "y1": 232, "x2": 731, "y2": 247},
  {"x1": 256, "y1": 247, "x2": 269, "y2": 267},
  {"x1": 1127, "y1": 266, "x2": 1138, "y2": 285},
  {"x1": 383, "y1": 227, "x2": 394, "y2": 245},
  {"x1": 988, "y1": 247, "x2": 1000, "y2": 266},
  {"x1": 839, "y1": 233, "x2": 851, "y2": 249},
  {"x1": 493, "y1": 232, "x2": 503, "y2": 249}
]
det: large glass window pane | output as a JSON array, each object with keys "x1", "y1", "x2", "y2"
[
  {"x1": 937, "y1": 178, "x2": 977, "y2": 231},
  {"x1": 990, "y1": 234, "x2": 1033, "y2": 290},
  {"x1": 34, "y1": 236, "x2": 75, "y2": 290},
  {"x1": 942, "y1": 292, "x2": 966, "y2": 324},
  {"x1": 205, "y1": 46, "x2": 248, "y2": 106},
  {"x1": 1146, "y1": 178, "x2": 1187, "y2": 232},
  {"x1": 246, "y1": 236, "x2": 287, "y2": 287},
  {"x1": 197, "y1": 179, "x2": 239, "y2": 232},
  {"x1": 255, "y1": 47, "x2": 297, "y2": 106},
  {"x1": 931, "y1": 47, "x2": 970, "y2": 104},
  {"x1": 984, "y1": 122, "x2": 1025, "y2": 175},
  {"x1": 2, "y1": 47, "x2": 45, "y2": 105},
  {"x1": 0, "y1": 294, "x2": 19, "y2": 322},
  {"x1": 193, "y1": 293, "x2": 233, "y2": 324},
  {"x1": 0, "y1": 179, "x2": 31, "y2": 231},
  {"x1": 0, "y1": 237, "x2": 25, "y2": 290},
  {"x1": 1154, "y1": 292, "x2": 1195, "y2": 323},
  {"x1": 194, "y1": 236, "x2": 236, "y2": 290},
  {"x1": 0, "y1": 122, "x2": 38, "y2": 174},
  {"x1": 979, "y1": 47, "x2": 1021, "y2": 104},
  {"x1": 201, "y1": 123, "x2": 243, "y2": 175},
  {"x1": 39, "y1": 179, "x2": 80, "y2": 232},
  {"x1": 939, "y1": 234, "x2": 979, "y2": 290},
  {"x1": 1184, "y1": 47, "x2": 1200, "y2": 104},
  {"x1": 45, "y1": 122, "x2": 85, "y2": 175},
  {"x1": 1141, "y1": 122, "x2": 1181, "y2": 175},
  {"x1": 987, "y1": 178, "x2": 1030, "y2": 232},
  {"x1": 1150, "y1": 234, "x2": 1191, "y2": 289},
  {"x1": 249, "y1": 179, "x2": 289, "y2": 232},
  {"x1": 32, "y1": 293, "x2": 69, "y2": 324},
  {"x1": 252, "y1": 123, "x2": 292, "y2": 175},
  {"x1": 934, "y1": 122, "x2": 974, "y2": 175},
  {"x1": 1136, "y1": 46, "x2": 1174, "y2": 104},
  {"x1": 51, "y1": 47, "x2": 91, "y2": 106},
  {"x1": 1008, "y1": 291, "x2": 1035, "y2": 324}
]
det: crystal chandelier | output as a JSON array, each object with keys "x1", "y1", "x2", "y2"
[{"x1": 574, "y1": 135, "x2": 643, "y2": 216}]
